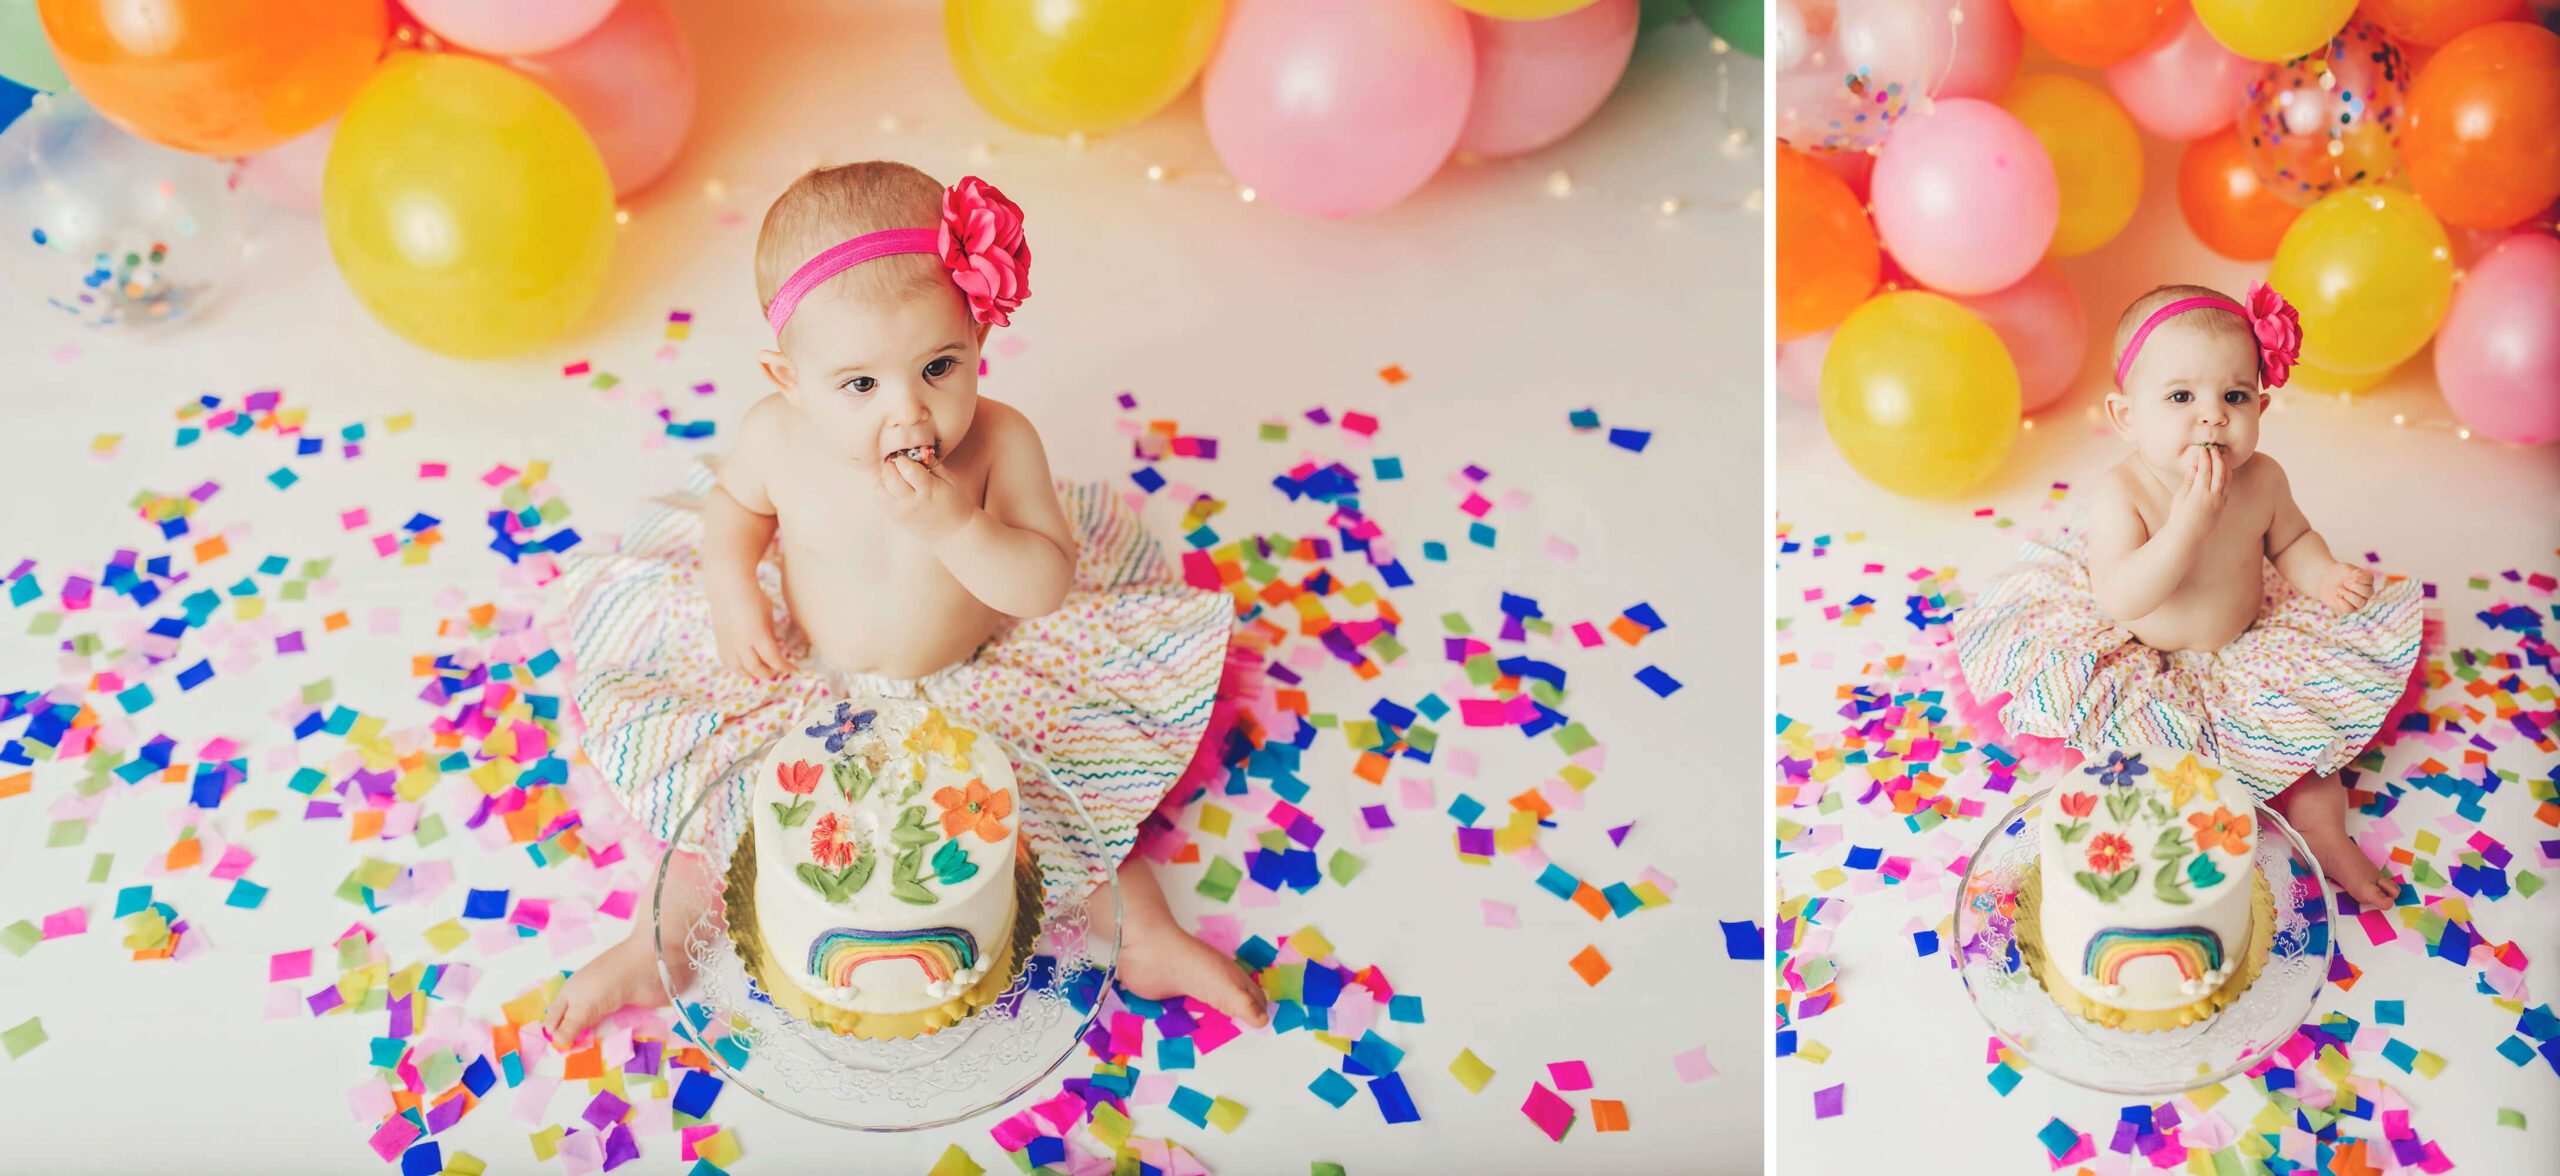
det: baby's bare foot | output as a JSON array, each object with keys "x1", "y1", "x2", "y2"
[
  {"x1": 1120, "y1": 922, "x2": 1270, "y2": 1029},
  {"x1": 545, "y1": 925, "x2": 686, "y2": 1047},
  {"x1": 2276, "y1": 774, "x2": 2400, "y2": 910}
]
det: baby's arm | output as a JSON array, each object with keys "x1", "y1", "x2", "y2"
[
  {"x1": 2086, "y1": 458, "x2": 2217, "y2": 623},
  {"x1": 2259, "y1": 458, "x2": 2373, "y2": 612},
  {"x1": 931, "y1": 405, "x2": 1075, "y2": 618},
  {"x1": 704, "y1": 400, "x2": 788, "y2": 678}
]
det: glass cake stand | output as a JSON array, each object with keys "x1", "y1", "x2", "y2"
[
  {"x1": 1951, "y1": 787, "x2": 2332, "y2": 1097},
  {"x1": 652, "y1": 728, "x2": 1121, "y2": 1131}
]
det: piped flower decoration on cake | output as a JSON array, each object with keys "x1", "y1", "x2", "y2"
[
  {"x1": 775, "y1": 760, "x2": 820, "y2": 794},
  {"x1": 905, "y1": 707, "x2": 978, "y2": 771},
  {"x1": 806, "y1": 702, "x2": 877, "y2": 754},
  {"x1": 2085, "y1": 832, "x2": 2133, "y2": 874},
  {"x1": 2054, "y1": 790, "x2": 2096, "y2": 844},
  {"x1": 939, "y1": 176, "x2": 1030, "y2": 327},
  {"x1": 2187, "y1": 807, "x2": 2252, "y2": 857},
  {"x1": 809, "y1": 813, "x2": 860, "y2": 869},
  {"x1": 2154, "y1": 754, "x2": 2220, "y2": 811},
  {"x1": 2082, "y1": 750, "x2": 2149, "y2": 788},
  {"x1": 933, "y1": 779, "x2": 1012, "y2": 843}
]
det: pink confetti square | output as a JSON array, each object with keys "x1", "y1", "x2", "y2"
[
  {"x1": 1521, "y1": 1082, "x2": 1576, "y2": 1141},
  {"x1": 1672, "y1": 1046, "x2": 1715, "y2": 1083},
  {"x1": 1547, "y1": 1060, "x2": 1592, "y2": 1091},
  {"x1": 40, "y1": 907, "x2": 87, "y2": 938}
]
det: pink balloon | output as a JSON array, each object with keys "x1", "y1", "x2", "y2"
[
  {"x1": 239, "y1": 118, "x2": 337, "y2": 213},
  {"x1": 2104, "y1": 15, "x2": 2248, "y2": 141},
  {"x1": 405, "y1": 0, "x2": 619, "y2": 56},
  {"x1": 1778, "y1": 326, "x2": 1833, "y2": 405},
  {"x1": 2434, "y1": 233, "x2": 2560, "y2": 446},
  {"x1": 1203, "y1": 0, "x2": 1474, "y2": 218},
  {"x1": 1869, "y1": 98, "x2": 2056, "y2": 295},
  {"x1": 508, "y1": 0, "x2": 696, "y2": 197},
  {"x1": 1924, "y1": 0, "x2": 2021, "y2": 101},
  {"x1": 1950, "y1": 264, "x2": 2086, "y2": 412},
  {"x1": 1455, "y1": 0, "x2": 1637, "y2": 158}
]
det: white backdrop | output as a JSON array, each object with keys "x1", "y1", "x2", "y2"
[
  {"x1": 1772, "y1": 116, "x2": 2560, "y2": 1174},
  {"x1": 0, "y1": 2, "x2": 1766, "y2": 1173}
]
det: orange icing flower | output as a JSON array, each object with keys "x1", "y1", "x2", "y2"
[
  {"x1": 2085, "y1": 832, "x2": 2133, "y2": 874},
  {"x1": 775, "y1": 760, "x2": 821, "y2": 795},
  {"x1": 2057, "y1": 791, "x2": 2096, "y2": 819},
  {"x1": 932, "y1": 778, "x2": 1012, "y2": 843},
  {"x1": 809, "y1": 812, "x2": 860, "y2": 868},
  {"x1": 2188, "y1": 807, "x2": 2252, "y2": 856}
]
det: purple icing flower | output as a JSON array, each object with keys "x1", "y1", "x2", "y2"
[
  {"x1": 2081, "y1": 750, "x2": 2149, "y2": 789},
  {"x1": 805, "y1": 702, "x2": 877, "y2": 754}
]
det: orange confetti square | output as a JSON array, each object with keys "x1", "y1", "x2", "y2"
[
  {"x1": 1569, "y1": 945, "x2": 1610, "y2": 986},
  {"x1": 1352, "y1": 752, "x2": 1389, "y2": 784},
  {"x1": 1591, "y1": 1100, "x2": 1629, "y2": 1132},
  {"x1": 1377, "y1": 364, "x2": 1408, "y2": 384},
  {"x1": 1607, "y1": 617, "x2": 1650, "y2": 645},
  {"x1": 192, "y1": 535, "x2": 229, "y2": 563},
  {"x1": 1171, "y1": 844, "x2": 1201, "y2": 865},
  {"x1": 0, "y1": 771, "x2": 28, "y2": 800},
  {"x1": 324, "y1": 611, "x2": 351, "y2": 631},
  {"x1": 164, "y1": 838, "x2": 204, "y2": 871},
  {"x1": 350, "y1": 810, "x2": 386, "y2": 842},
  {"x1": 1571, "y1": 884, "x2": 1613, "y2": 921},
  {"x1": 562, "y1": 1046, "x2": 604, "y2": 1080}
]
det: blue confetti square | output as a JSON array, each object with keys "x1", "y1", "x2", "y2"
[
  {"x1": 1607, "y1": 427, "x2": 1651, "y2": 453},
  {"x1": 1309, "y1": 1069, "x2": 1357, "y2": 1108},
  {"x1": 1369, "y1": 1072, "x2": 1420, "y2": 1124},
  {"x1": 463, "y1": 889, "x2": 510, "y2": 919},
  {"x1": 1635, "y1": 665, "x2": 1683, "y2": 697}
]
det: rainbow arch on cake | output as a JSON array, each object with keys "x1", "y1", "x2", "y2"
[
  {"x1": 2081, "y1": 927, "x2": 2224, "y2": 984},
  {"x1": 808, "y1": 927, "x2": 980, "y2": 987}
]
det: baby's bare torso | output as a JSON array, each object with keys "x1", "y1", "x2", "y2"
[
  {"x1": 752, "y1": 411, "x2": 1012, "y2": 680},
  {"x1": 2097, "y1": 456, "x2": 2281, "y2": 652}
]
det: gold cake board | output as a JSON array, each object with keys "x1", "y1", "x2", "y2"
[
  {"x1": 2015, "y1": 866, "x2": 2277, "y2": 1033},
  {"x1": 722, "y1": 825, "x2": 1044, "y2": 1041}
]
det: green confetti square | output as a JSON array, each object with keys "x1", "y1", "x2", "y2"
[
  {"x1": 1, "y1": 1017, "x2": 45, "y2": 1059},
  {"x1": 87, "y1": 853, "x2": 112, "y2": 883},
  {"x1": 1259, "y1": 423, "x2": 1288, "y2": 442},
  {"x1": 45, "y1": 819, "x2": 86, "y2": 848},
  {"x1": 1195, "y1": 857, "x2": 1241, "y2": 903},
  {"x1": 1326, "y1": 850, "x2": 1365, "y2": 886},
  {"x1": 0, "y1": 921, "x2": 40, "y2": 957}
]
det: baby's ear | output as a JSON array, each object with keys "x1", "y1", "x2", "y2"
[
  {"x1": 974, "y1": 322, "x2": 992, "y2": 350},
  {"x1": 759, "y1": 348, "x2": 798, "y2": 396},
  {"x1": 2101, "y1": 392, "x2": 2135, "y2": 436}
]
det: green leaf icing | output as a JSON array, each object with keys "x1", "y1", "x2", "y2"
[
  {"x1": 891, "y1": 847, "x2": 936, "y2": 905},
  {"x1": 891, "y1": 804, "x2": 936, "y2": 848},
  {"x1": 833, "y1": 756, "x2": 874, "y2": 803},
  {"x1": 771, "y1": 797, "x2": 814, "y2": 829}
]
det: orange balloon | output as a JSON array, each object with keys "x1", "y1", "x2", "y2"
[
  {"x1": 2357, "y1": 0, "x2": 2525, "y2": 47},
  {"x1": 39, "y1": 0, "x2": 388, "y2": 156},
  {"x1": 2403, "y1": 21, "x2": 2560, "y2": 231},
  {"x1": 1777, "y1": 143, "x2": 1880, "y2": 342},
  {"x1": 2009, "y1": 0, "x2": 2186, "y2": 69},
  {"x1": 2178, "y1": 128, "x2": 2300, "y2": 260}
]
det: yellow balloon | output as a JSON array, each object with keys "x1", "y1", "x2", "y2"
[
  {"x1": 942, "y1": 0, "x2": 1044, "y2": 134},
  {"x1": 1820, "y1": 292, "x2": 2021, "y2": 498},
  {"x1": 2267, "y1": 186, "x2": 2453, "y2": 378},
  {"x1": 1451, "y1": 0, "x2": 1601, "y2": 15},
  {"x1": 2192, "y1": 0, "x2": 2357, "y2": 62},
  {"x1": 323, "y1": 53, "x2": 614, "y2": 358},
  {"x1": 2000, "y1": 74, "x2": 2142, "y2": 258},
  {"x1": 952, "y1": 0, "x2": 1224, "y2": 136},
  {"x1": 2286, "y1": 359, "x2": 2393, "y2": 399}
]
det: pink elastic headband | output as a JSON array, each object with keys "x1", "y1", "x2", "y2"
[
  {"x1": 2114, "y1": 281, "x2": 2302, "y2": 390},
  {"x1": 763, "y1": 175, "x2": 1032, "y2": 337}
]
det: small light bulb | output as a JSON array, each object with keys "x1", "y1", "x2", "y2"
[
  {"x1": 2456, "y1": 428, "x2": 2472, "y2": 441},
  {"x1": 1146, "y1": 164, "x2": 1166, "y2": 183},
  {"x1": 1546, "y1": 169, "x2": 1574, "y2": 198},
  {"x1": 1065, "y1": 131, "x2": 1088, "y2": 151},
  {"x1": 1658, "y1": 197, "x2": 1685, "y2": 215},
  {"x1": 614, "y1": 209, "x2": 630, "y2": 225},
  {"x1": 2391, "y1": 414, "x2": 2406, "y2": 426},
  {"x1": 969, "y1": 142, "x2": 994, "y2": 164},
  {"x1": 1239, "y1": 187, "x2": 1257, "y2": 203},
  {"x1": 877, "y1": 114, "x2": 901, "y2": 132}
]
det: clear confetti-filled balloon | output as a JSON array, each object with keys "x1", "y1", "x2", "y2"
[
  {"x1": 1772, "y1": 0, "x2": 1935, "y2": 153},
  {"x1": 2237, "y1": 20, "x2": 2410, "y2": 208},
  {"x1": 0, "y1": 93, "x2": 249, "y2": 329}
]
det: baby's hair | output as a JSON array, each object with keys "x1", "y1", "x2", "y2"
[
  {"x1": 2111, "y1": 283, "x2": 2257, "y2": 389},
  {"x1": 755, "y1": 161, "x2": 948, "y2": 328}
]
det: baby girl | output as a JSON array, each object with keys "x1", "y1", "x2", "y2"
[
  {"x1": 545, "y1": 162, "x2": 1270, "y2": 1044},
  {"x1": 1953, "y1": 283, "x2": 2425, "y2": 909}
]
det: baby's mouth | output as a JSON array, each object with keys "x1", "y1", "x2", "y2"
[{"x1": 889, "y1": 444, "x2": 938, "y2": 467}]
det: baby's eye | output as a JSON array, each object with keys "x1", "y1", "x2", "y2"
[
  {"x1": 2223, "y1": 389, "x2": 2252, "y2": 405},
  {"x1": 924, "y1": 356, "x2": 958, "y2": 379},
  {"x1": 842, "y1": 376, "x2": 876, "y2": 394},
  {"x1": 2168, "y1": 390, "x2": 2193, "y2": 403}
]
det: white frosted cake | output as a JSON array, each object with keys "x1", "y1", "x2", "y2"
[
  {"x1": 2033, "y1": 746, "x2": 2266, "y2": 1028},
  {"x1": 739, "y1": 698, "x2": 1031, "y2": 1037}
]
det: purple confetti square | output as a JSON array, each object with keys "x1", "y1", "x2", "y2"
[
  {"x1": 1813, "y1": 1084, "x2": 1844, "y2": 1119},
  {"x1": 1455, "y1": 826, "x2": 1496, "y2": 856}
]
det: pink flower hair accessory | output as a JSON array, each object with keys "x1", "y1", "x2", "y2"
[
  {"x1": 763, "y1": 174, "x2": 1032, "y2": 336},
  {"x1": 2112, "y1": 280, "x2": 2305, "y2": 390}
]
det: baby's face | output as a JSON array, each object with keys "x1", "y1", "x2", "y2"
[
  {"x1": 2109, "y1": 322, "x2": 2267, "y2": 475},
  {"x1": 769, "y1": 287, "x2": 982, "y2": 466}
]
